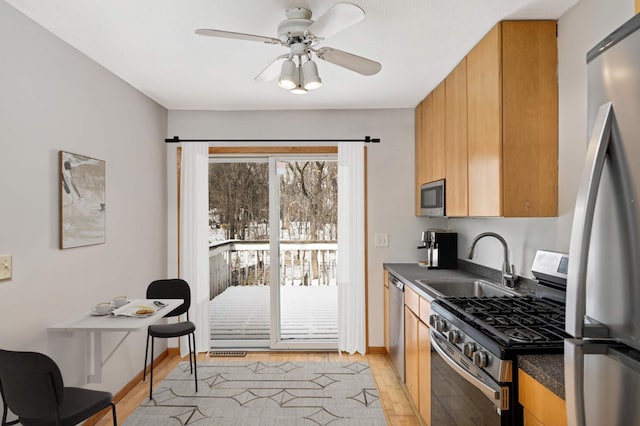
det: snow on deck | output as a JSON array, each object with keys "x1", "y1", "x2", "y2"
[{"x1": 209, "y1": 285, "x2": 337, "y2": 343}]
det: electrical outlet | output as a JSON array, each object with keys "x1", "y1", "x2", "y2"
[
  {"x1": 374, "y1": 233, "x2": 389, "y2": 247},
  {"x1": 0, "y1": 254, "x2": 11, "y2": 280}
]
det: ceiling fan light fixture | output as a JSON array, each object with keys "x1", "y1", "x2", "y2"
[
  {"x1": 302, "y1": 59, "x2": 322, "y2": 90},
  {"x1": 291, "y1": 64, "x2": 307, "y2": 94},
  {"x1": 290, "y1": 84, "x2": 308, "y2": 95},
  {"x1": 278, "y1": 59, "x2": 297, "y2": 90}
]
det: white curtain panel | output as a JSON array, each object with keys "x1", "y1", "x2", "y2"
[
  {"x1": 337, "y1": 142, "x2": 366, "y2": 354},
  {"x1": 179, "y1": 143, "x2": 210, "y2": 356}
]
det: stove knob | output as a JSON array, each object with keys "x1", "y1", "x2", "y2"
[
  {"x1": 434, "y1": 319, "x2": 448, "y2": 333},
  {"x1": 429, "y1": 315, "x2": 438, "y2": 328},
  {"x1": 448, "y1": 330, "x2": 463, "y2": 344},
  {"x1": 463, "y1": 342, "x2": 476, "y2": 358},
  {"x1": 473, "y1": 351, "x2": 488, "y2": 368}
]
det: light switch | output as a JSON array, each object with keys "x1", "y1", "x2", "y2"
[
  {"x1": 374, "y1": 233, "x2": 389, "y2": 247},
  {"x1": 0, "y1": 254, "x2": 12, "y2": 280}
]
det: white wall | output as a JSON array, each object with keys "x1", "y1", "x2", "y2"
[
  {"x1": 167, "y1": 109, "x2": 431, "y2": 348},
  {"x1": 446, "y1": 0, "x2": 634, "y2": 279},
  {"x1": 0, "y1": 1, "x2": 168, "y2": 392}
]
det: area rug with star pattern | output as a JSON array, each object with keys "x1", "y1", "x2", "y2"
[{"x1": 124, "y1": 361, "x2": 387, "y2": 425}]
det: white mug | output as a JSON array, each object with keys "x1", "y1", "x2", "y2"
[
  {"x1": 111, "y1": 296, "x2": 128, "y2": 308},
  {"x1": 94, "y1": 302, "x2": 112, "y2": 314}
]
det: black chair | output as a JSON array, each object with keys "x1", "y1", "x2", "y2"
[
  {"x1": 143, "y1": 278, "x2": 198, "y2": 400},
  {"x1": 0, "y1": 349, "x2": 116, "y2": 426}
]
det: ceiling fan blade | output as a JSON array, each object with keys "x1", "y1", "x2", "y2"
[
  {"x1": 254, "y1": 55, "x2": 289, "y2": 82},
  {"x1": 195, "y1": 29, "x2": 280, "y2": 45},
  {"x1": 315, "y1": 47, "x2": 381, "y2": 76},
  {"x1": 306, "y1": 3, "x2": 365, "y2": 39}
]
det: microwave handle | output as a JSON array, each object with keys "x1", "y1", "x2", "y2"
[{"x1": 566, "y1": 102, "x2": 613, "y2": 339}]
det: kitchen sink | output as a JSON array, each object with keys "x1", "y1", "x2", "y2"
[{"x1": 416, "y1": 278, "x2": 519, "y2": 298}]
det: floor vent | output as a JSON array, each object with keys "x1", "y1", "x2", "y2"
[{"x1": 209, "y1": 350, "x2": 247, "y2": 357}]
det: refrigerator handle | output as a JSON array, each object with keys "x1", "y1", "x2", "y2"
[
  {"x1": 566, "y1": 102, "x2": 613, "y2": 338},
  {"x1": 565, "y1": 339, "x2": 586, "y2": 426},
  {"x1": 565, "y1": 339, "x2": 611, "y2": 426},
  {"x1": 565, "y1": 340, "x2": 640, "y2": 426}
]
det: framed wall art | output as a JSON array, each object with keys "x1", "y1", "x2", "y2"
[{"x1": 59, "y1": 151, "x2": 106, "y2": 249}]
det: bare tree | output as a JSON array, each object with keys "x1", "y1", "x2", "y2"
[
  {"x1": 209, "y1": 162, "x2": 269, "y2": 241},
  {"x1": 281, "y1": 161, "x2": 338, "y2": 282}
]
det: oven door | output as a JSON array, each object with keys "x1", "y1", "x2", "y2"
[{"x1": 430, "y1": 330, "x2": 508, "y2": 425}]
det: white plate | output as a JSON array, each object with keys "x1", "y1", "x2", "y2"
[
  {"x1": 132, "y1": 307, "x2": 156, "y2": 317},
  {"x1": 90, "y1": 309, "x2": 110, "y2": 316}
]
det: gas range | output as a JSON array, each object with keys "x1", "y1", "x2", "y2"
[
  {"x1": 428, "y1": 250, "x2": 569, "y2": 425},
  {"x1": 430, "y1": 294, "x2": 567, "y2": 382}
]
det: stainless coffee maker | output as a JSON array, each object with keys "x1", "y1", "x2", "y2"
[{"x1": 418, "y1": 229, "x2": 457, "y2": 269}]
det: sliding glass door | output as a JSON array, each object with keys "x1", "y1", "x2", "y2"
[
  {"x1": 270, "y1": 157, "x2": 338, "y2": 349},
  {"x1": 209, "y1": 154, "x2": 338, "y2": 350},
  {"x1": 208, "y1": 158, "x2": 271, "y2": 348}
]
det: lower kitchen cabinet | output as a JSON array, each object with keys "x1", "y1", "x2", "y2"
[
  {"x1": 518, "y1": 369, "x2": 567, "y2": 426},
  {"x1": 405, "y1": 305, "x2": 420, "y2": 406},
  {"x1": 404, "y1": 285, "x2": 432, "y2": 425},
  {"x1": 418, "y1": 320, "x2": 431, "y2": 424}
]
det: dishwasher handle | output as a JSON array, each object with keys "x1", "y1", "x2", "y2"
[{"x1": 389, "y1": 275, "x2": 404, "y2": 291}]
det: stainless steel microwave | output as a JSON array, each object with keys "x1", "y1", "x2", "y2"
[{"x1": 420, "y1": 179, "x2": 445, "y2": 216}]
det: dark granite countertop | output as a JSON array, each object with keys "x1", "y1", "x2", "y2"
[{"x1": 518, "y1": 354, "x2": 565, "y2": 399}]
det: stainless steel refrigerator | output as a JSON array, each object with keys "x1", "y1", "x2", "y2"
[{"x1": 566, "y1": 12, "x2": 640, "y2": 426}]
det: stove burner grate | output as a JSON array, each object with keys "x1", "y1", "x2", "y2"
[
  {"x1": 439, "y1": 295, "x2": 568, "y2": 346},
  {"x1": 503, "y1": 328, "x2": 547, "y2": 343}
]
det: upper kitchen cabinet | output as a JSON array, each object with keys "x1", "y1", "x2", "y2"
[
  {"x1": 415, "y1": 82, "x2": 446, "y2": 216},
  {"x1": 428, "y1": 82, "x2": 446, "y2": 185},
  {"x1": 467, "y1": 21, "x2": 558, "y2": 217},
  {"x1": 445, "y1": 58, "x2": 468, "y2": 217},
  {"x1": 415, "y1": 101, "x2": 424, "y2": 215}
]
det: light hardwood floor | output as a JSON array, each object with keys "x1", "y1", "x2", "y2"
[{"x1": 93, "y1": 351, "x2": 421, "y2": 426}]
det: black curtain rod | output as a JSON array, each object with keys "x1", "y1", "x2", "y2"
[{"x1": 164, "y1": 136, "x2": 380, "y2": 143}]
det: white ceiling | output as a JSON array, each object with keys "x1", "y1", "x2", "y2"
[{"x1": 5, "y1": 0, "x2": 579, "y2": 111}]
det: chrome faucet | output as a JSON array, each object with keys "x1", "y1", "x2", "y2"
[{"x1": 466, "y1": 232, "x2": 518, "y2": 288}]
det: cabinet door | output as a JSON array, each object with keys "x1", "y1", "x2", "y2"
[
  {"x1": 421, "y1": 94, "x2": 433, "y2": 184},
  {"x1": 518, "y1": 369, "x2": 567, "y2": 426},
  {"x1": 418, "y1": 320, "x2": 431, "y2": 425},
  {"x1": 445, "y1": 58, "x2": 469, "y2": 216},
  {"x1": 467, "y1": 23, "x2": 503, "y2": 216},
  {"x1": 430, "y1": 82, "x2": 446, "y2": 182},
  {"x1": 405, "y1": 306, "x2": 420, "y2": 408},
  {"x1": 415, "y1": 100, "x2": 425, "y2": 215},
  {"x1": 523, "y1": 409, "x2": 544, "y2": 426},
  {"x1": 501, "y1": 21, "x2": 558, "y2": 217}
]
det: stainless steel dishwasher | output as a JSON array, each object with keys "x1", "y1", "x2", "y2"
[{"x1": 388, "y1": 273, "x2": 405, "y2": 382}]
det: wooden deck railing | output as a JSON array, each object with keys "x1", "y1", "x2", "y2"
[{"x1": 209, "y1": 240, "x2": 337, "y2": 299}]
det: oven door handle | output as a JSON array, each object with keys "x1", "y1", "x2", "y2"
[{"x1": 430, "y1": 329, "x2": 507, "y2": 411}]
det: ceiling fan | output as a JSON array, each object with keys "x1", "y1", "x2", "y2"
[{"x1": 195, "y1": 3, "x2": 382, "y2": 95}]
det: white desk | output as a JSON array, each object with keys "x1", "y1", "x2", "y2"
[{"x1": 48, "y1": 299, "x2": 182, "y2": 384}]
